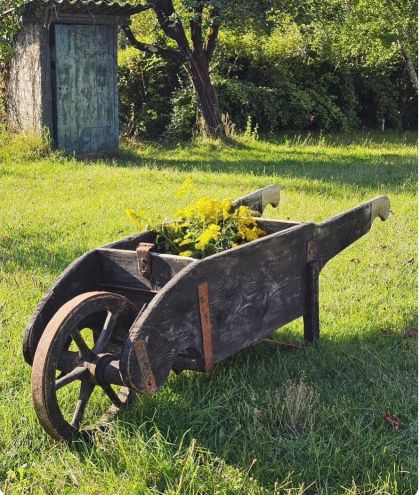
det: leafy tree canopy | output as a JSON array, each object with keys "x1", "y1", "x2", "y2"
[
  {"x1": 308, "y1": 0, "x2": 417, "y2": 68},
  {"x1": 0, "y1": 0, "x2": 23, "y2": 68}
]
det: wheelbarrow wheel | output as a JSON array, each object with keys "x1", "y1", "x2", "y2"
[{"x1": 31, "y1": 291, "x2": 138, "y2": 442}]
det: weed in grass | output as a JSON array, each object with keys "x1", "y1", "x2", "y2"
[{"x1": 281, "y1": 379, "x2": 317, "y2": 436}]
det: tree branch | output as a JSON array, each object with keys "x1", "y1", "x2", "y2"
[
  {"x1": 204, "y1": 8, "x2": 221, "y2": 62},
  {"x1": 129, "y1": 3, "x2": 154, "y2": 14},
  {"x1": 190, "y1": 3, "x2": 204, "y2": 54},
  {"x1": 204, "y1": 22, "x2": 220, "y2": 62},
  {"x1": 151, "y1": 0, "x2": 189, "y2": 47},
  {"x1": 398, "y1": 41, "x2": 418, "y2": 93},
  {"x1": 122, "y1": 25, "x2": 184, "y2": 62}
]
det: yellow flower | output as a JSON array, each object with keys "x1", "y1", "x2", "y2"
[
  {"x1": 125, "y1": 209, "x2": 146, "y2": 229},
  {"x1": 195, "y1": 224, "x2": 221, "y2": 250},
  {"x1": 237, "y1": 216, "x2": 265, "y2": 242},
  {"x1": 236, "y1": 205, "x2": 254, "y2": 218},
  {"x1": 176, "y1": 177, "x2": 193, "y2": 198},
  {"x1": 180, "y1": 250, "x2": 193, "y2": 257},
  {"x1": 126, "y1": 189, "x2": 266, "y2": 260},
  {"x1": 179, "y1": 237, "x2": 193, "y2": 246},
  {"x1": 165, "y1": 222, "x2": 181, "y2": 234},
  {"x1": 221, "y1": 198, "x2": 232, "y2": 220},
  {"x1": 244, "y1": 227, "x2": 260, "y2": 241},
  {"x1": 196, "y1": 198, "x2": 219, "y2": 223}
]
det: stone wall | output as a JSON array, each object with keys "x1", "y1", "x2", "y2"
[{"x1": 8, "y1": 23, "x2": 53, "y2": 135}]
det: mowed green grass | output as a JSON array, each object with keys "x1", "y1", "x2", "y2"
[{"x1": 0, "y1": 131, "x2": 417, "y2": 494}]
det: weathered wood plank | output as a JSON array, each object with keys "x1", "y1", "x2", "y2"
[
  {"x1": 49, "y1": 13, "x2": 131, "y2": 25},
  {"x1": 98, "y1": 248, "x2": 196, "y2": 290},
  {"x1": 256, "y1": 218, "x2": 300, "y2": 233},
  {"x1": 104, "y1": 231, "x2": 156, "y2": 250}
]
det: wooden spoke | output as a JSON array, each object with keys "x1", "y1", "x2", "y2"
[
  {"x1": 71, "y1": 330, "x2": 93, "y2": 360},
  {"x1": 55, "y1": 366, "x2": 87, "y2": 390},
  {"x1": 93, "y1": 311, "x2": 119, "y2": 353},
  {"x1": 101, "y1": 385, "x2": 123, "y2": 407},
  {"x1": 71, "y1": 379, "x2": 95, "y2": 429}
]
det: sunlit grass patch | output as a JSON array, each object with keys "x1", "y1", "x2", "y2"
[{"x1": 0, "y1": 130, "x2": 417, "y2": 494}]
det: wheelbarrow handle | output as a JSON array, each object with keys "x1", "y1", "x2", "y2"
[
  {"x1": 315, "y1": 195, "x2": 391, "y2": 266},
  {"x1": 231, "y1": 185, "x2": 280, "y2": 214},
  {"x1": 370, "y1": 195, "x2": 391, "y2": 221}
]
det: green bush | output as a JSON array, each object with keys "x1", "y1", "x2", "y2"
[
  {"x1": 164, "y1": 84, "x2": 197, "y2": 140},
  {"x1": 118, "y1": 47, "x2": 180, "y2": 138},
  {"x1": 119, "y1": 46, "x2": 199, "y2": 140},
  {"x1": 117, "y1": 17, "x2": 417, "y2": 138},
  {"x1": 213, "y1": 27, "x2": 416, "y2": 133}
]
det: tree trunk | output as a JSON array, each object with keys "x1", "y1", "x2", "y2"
[
  {"x1": 399, "y1": 42, "x2": 418, "y2": 93},
  {"x1": 123, "y1": 5, "x2": 225, "y2": 139},
  {"x1": 186, "y1": 53, "x2": 225, "y2": 139}
]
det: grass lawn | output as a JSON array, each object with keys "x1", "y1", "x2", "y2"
[{"x1": 0, "y1": 131, "x2": 417, "y2": 494}]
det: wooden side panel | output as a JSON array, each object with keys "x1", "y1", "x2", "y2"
[
  {"x1": 55, "y1": 24, "x2": 118, "y2": 154},
  {"x1": 120, "y1": 223, "x2": 315, "y2": 393},
  {"x1": 202, "y1": 227, "x2": 312, "y2": 363}
]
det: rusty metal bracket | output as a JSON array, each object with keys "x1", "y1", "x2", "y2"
[
  {"x1": 133, "y1": 339, "x2": 157, "y2": 394},
  {"x1": 137, "y1": 242, "x2": 154, "y2": 279},
  {"x1": 307, "y1": 240, "x2": 318, "y2": 262},
  {"x1": 198, "y1": 282, "x2": 214, "y2": 371}
]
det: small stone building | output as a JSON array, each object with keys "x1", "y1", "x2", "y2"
[{"x1": 8, "y1": 0, "x2": 139, "y2": 155}]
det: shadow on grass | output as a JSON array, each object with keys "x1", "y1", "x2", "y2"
[
  {"x1": 49, "y1": 326, "x2": 413, "y2": 492},
  {"x1": 113, "y1": 327, "x2": 416, "y2": 490},
  {"x1": 0, "y1": 230, "x2": 89, "y2": 276},
  {"x1": 112, "y1": 144, "x2": 416, "y2": 194}
]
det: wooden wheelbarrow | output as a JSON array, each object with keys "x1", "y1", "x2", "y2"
[{"x1": 24, "y1": 186, "x2": 391, "y2": 441}]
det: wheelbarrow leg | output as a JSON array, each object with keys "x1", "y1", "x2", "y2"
[{"x1": 304, "y1": 262, "x2": 320, "y2": 343}]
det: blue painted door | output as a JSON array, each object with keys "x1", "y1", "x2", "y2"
[{"x1": 54, "y1": 24, "x2": 119, "y2": 155}]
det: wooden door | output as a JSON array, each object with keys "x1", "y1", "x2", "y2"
[{"x1": 54, "y1": 24, "x2": 119, "y2": 155}]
